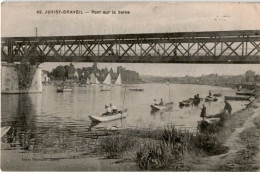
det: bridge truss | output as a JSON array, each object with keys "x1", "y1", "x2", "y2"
[{"x1": 1, "y1": 30, "x2": 260, "y2": 63}]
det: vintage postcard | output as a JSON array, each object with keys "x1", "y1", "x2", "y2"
[{"x1": 1, "y1": 1, "x2": 260, "y2": 171}]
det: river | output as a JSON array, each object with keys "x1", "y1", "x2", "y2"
[{"x1": 1, "y1": 83, "x2": 249, "y2": 155}]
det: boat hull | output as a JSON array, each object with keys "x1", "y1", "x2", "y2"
[
  {"x1": 150, "y1": 102, "x2": 173, "y2": 111},
  {"x1": 225, "y1": 96, "x2": 251, "y2": 101},
  {"x1": 129, "y1": 89, "x2": 144, "y2": 91},
  {"x1": 57, "y1": 88, "x2": 72, "y2": 92},
  {"x1": 205, "y1": 97, "x2": 218, "y2": 102},
  {"x1": 236, "y1": 91, "x2": 255, "y2": 96},
  {"x1": 89, "y1": 111, "x2": 127, "y2": 122}
]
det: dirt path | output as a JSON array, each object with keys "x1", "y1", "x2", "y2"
[{"x1": 196, "y1": 100, "x2": 260, "y2": 171}]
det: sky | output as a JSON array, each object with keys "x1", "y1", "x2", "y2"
[
  {"x1": 1, "y1": 2, "x2": 260, "y2": 37},
  {"x1": 3, "y1": 2, "x2": 260, "y2": 77},
  {"x1": 40, "y1": 62, "x2": 260, "y2": 77}
]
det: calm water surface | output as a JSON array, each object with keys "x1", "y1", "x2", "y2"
[{"x1": 1, "y1": 83, "x2": 248, "y2": 154}]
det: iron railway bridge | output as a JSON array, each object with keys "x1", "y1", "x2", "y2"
[{"x1": 1, "y1": 30, "x2": 260, "y2": 63}]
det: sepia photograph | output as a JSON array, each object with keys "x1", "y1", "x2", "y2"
[{"x1": 1, "y1": 1, "x2": 260, "y2": 172}]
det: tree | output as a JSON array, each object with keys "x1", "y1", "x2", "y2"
[
  {"x1": 53, "y1": 66, "x2": 65, "y2": 77},
  {"x1": 245, "y1": 70, "x2": 255, "y2": 82}
]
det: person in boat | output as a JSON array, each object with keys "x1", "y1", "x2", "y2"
[
  {"x1": 224, "y1": 100, "x2": 232, "y2": 114},
  {"x1": 200, "y1": 104, "x2": 206, "y2": 120},
  {"x1": 102, "y1": 105, "x2": 112, "y2": 116},
  {"x1": 154, "y1": 99, "x2": 159, "y2": 106},
  {"x1": 159, "y1": 98, "x2": 164, "y2": 106},
  {"x1": 110, "y1": 104, "x2": 118, "y2": 114},
  {"x1": 209, "y1": 90, "x2": 212, "y2": 97},
  {"x1": 193, "y1": 94, "x2": 200, "y2": 105}
]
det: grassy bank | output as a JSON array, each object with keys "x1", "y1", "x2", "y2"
[{"x1": 95, "y1": 91, "x2": 260, "y2": 171}]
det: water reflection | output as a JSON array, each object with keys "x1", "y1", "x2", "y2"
[{"x1": 1, "y1": 94, "x2": 40, "y2": 150}]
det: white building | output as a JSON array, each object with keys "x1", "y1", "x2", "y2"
[{"x1": 42, "y1": 72, "x2": 50, "y2": 83}]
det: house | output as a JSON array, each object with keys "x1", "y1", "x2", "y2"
[{"x1": 42, "y1": 72, "x2": 50, "y2": 83}]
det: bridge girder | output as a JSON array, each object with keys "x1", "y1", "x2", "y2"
[{"x1": 1, "y1": 30, "x2": 260, "y2": 63}]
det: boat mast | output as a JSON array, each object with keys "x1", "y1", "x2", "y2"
[
  {"x1": 168, "y1": 80, "x2": 171, "y2": 102},
  {"x1": 122, "y1": 77, "x2": 128, "y2": 110}
]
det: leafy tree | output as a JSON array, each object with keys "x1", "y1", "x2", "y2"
[{"x1": 53, "y1": 65, "x2": 65, "y2": 77}]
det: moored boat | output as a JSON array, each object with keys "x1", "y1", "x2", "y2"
[
  {"x1": 114, "y1": 73, "x2": 122, "y2": 86},
  {"x1": 205, "y1": 96, "x2": 218, "y2": 102},
  {"x1": 236, "y1": 91, "x2": 255, "y2": 96},
  {"x1": 101, "y1": 73, "x2": 112, "y2": 91},
  {"x1": 129, "y1": 88, "x2": 144, "y2": 91},
  {"x1": 90, "y1": 73, "x2": 100, "y2": 85},
  {"x1": 179, "y1": 99, "x2": 193, "y2": 107},
  {"x1": 150, "y1": 102, "x2": 173, "y2": 111},
  {"x1": 213, "y1": 93, "x2": 222, "y2": 97},
  {"x1": 57, "y1": 87, "x2": 72, "y2": 92},
  {"x1": 224, "y1": 95, "x2": 251, "y2": 101},
  {"x1": 89, "y1": 109, "x2": 128, "y2": 122}
]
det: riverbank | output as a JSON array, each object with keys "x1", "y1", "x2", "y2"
[{"x1": 96, "y1": 90, "x2": 260, "y2": 171}]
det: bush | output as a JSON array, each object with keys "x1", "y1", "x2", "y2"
[
  {"x1": 136, "y1": 125, "x2": 228, "y2": 170},
  {"x1": 99, "y1": 134, "x2": 136, "y2": 158},
  {"x1": 193, "y1": 133, "x2": 228, "y2": 156},
  {"x1": 136, "y1": 126, "x2": 194, "y2": 170}
]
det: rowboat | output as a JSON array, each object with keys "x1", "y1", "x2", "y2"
[
  {"x1": 129, "y1": 88, "x2": 144, "y2": 91},
  {"x1": 89, "y1": 109, "x2": 128, "y2": 122},
  {"x1": 1, "y1": 126, "x2": 11, "y2": 138},
  {"x1": 179, "y1": 101, "x2": 192, "y2": 107},
  {"x1": 150, "y1": 102, "x2": 173, "y2": 111},
  {"x1": 101, "y1": 88, "x2": 111, "y2": 91},
  {"x1": 236, "y1": 91, "x2": 255, "y2": 96},
  {"x1": 213, "y1": 93, "x2": 222, "y2": 97},
  {"x1": 57, "y1": 87, "x2": 72, "y2": 92},
  {"x1": 205, "y1": 96, "x2": 218, "y2": 102},
  {"x1": 179, "y1": 97, "x2": 203, "y2": 107},
  {"x1": 224, "y1": 95, "x2": 251, "y2": 101}
]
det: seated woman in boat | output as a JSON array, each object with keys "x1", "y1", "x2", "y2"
[
  {"x1": 102, "y1": 105, "x2": 113, "y2": 116},
  {"x1": 159, "y1": 98, "x2": 164, "y2": 106},
  {"x1": 110, "y1": 104, "x2": 118, "y2": 114}
]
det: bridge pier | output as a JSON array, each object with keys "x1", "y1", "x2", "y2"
[{"x1": 1, "y1": 63, "x2": 42, "y2": 94}]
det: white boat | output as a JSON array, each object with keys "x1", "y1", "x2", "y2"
[
  {"x1": 101, "y1": 73, "x2": 111, "y2": 91},
  {"x1": 150, "y1": 81, "x2": 173, "y2": 111},
  {"x1": 90, "y1": 73, "x2": 100, "y2": 84},
  {"x1": 205, "y1": 96, "x2": 218, "y2": 102},
  {"x1": 150, "y1": 102, "x2": 174, "y2": 111},
  {"x1": 57, "y1": 87, "x2": 72, "y2": 92},
  {"x1": 1, "y1": 126, "x2": 11, "y2": 138},
  {"x1": 89, "y1": 109, "x2": 128, "y2": 122},
  {"x1": 103, "y1": 73, "x2": 111, "y2": 85},
  {"x1": 115, "y1": 73, "x2": 122, "y2": 86},
  {"x1": 86, "y1": 78, "x2": 91, "y2": 85}
]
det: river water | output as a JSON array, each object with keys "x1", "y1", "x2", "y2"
[{"x1": 1, "y1": 83, "x2": 249, "y2": 155}]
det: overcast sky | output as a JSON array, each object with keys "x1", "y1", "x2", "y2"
[{"x1": 2, "y1": 2, "x2": 260, "y2": 37}]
